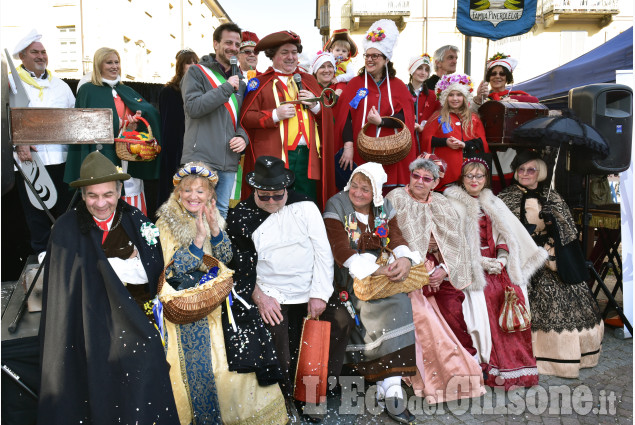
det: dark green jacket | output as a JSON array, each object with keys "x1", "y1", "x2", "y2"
[{"x1": 64, "y1": 82, "x2": 162, "y2": 184}]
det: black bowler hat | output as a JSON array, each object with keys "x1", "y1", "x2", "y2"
[
  {"x1": 246, "y1": 156, "x2": 295, "y2": 191},
  {"x1": 510, "y1": 149, "x2": 542, "y2": 171}
]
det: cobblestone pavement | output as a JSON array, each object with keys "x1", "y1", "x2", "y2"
[{"x1": 313, "y1": 326, "x2": 632, "y2": 425}]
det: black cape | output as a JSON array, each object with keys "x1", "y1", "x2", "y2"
[
  {"x1": 158, "y1": 84, "x2": 186, "y2": 208},
  {"x1": 37, "y1": 200, "x2": 179, "y2": 425},
  {"x1": 222, "y1": 190, "x2": 310, "y2": 386}
]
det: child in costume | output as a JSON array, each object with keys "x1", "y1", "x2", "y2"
[{"x1": 323, "y1": 28, "x2": 358, "y2": 85}]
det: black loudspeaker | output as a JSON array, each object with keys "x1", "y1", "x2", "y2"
[{"x1": 568, "y1": 84, "x2": 633, "y2": 174}]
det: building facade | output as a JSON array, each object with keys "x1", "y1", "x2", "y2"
[
  {"x1": 1, "y1": 0, "x2": 231, "y2": 83},
  {"x1": 314, "y1": 0, "x2": 633, "y2": 84}
]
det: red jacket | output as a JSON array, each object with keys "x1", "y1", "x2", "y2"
[
  {"x1": 335, "y1": 74, "x2": 417, "y2": 186},
  {"x1": 421, "y1": 112, "x2": 489, "y2": 189},
  {"x1": 239, "y1": 67, "x2": 336, "y2": 209}
]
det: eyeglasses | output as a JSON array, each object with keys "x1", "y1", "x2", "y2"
[
  {"x1": 257, "y1": 191, "x2": 285, "y2": 202},
  {"x1": 240, "y1": 49, "x2": 256, "y2": 56},
  {"x1": 518, "y1": 167, "x2": 538, "y2": 175},
  {"x1": 464, "y1": 174, "x2": 486, "y2": 181},
  {"x1": 363, "y1": 53, "x2": 384, "y2": 61},
  {"x1": 411, "y1": 172, "x2": 435, "y2": 183},
  {"x1": 490, "y1": 71, "x2": 506, "y2": 77}
]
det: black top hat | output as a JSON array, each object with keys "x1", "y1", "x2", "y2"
[{"x1": 246, "y1": 156, "x2": 295, "y2": 191}]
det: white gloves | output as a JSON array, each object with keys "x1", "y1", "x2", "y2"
[{"x1": 481, "y1": 257, "x2": 502, "y2": 275}]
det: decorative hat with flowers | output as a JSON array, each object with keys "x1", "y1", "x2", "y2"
[
  {"x1": 486, "y1": 52, "x2": 518, "y2": 73},
  {"x1": 435, "y1": 73, "x2": 474, "y2": 106},
  {"x1": 408, "y1": 53, "x2": 432, "y2": 75},
  {"x1": 362, "y1": 19, "x2": 399, "y2": 60}
]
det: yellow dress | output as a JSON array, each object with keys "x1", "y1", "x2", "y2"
[{"x1": 156, "y1": 197, "x2": 287, "y2": 425}]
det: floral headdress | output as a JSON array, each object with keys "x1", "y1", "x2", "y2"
[
  {"x1": 486, "y1": 52, "x2": 518, "y2": 73},
  {"x1": 435, "y1": 73, "x2": 474, "y2": 106},
  {"x1": 173, "y1": 162, "x2": 219, "y2": 187},
  {"x1": 408, "y1": 53, "x2": 432, "y2": 75},
  {"x1": 362, "y1": 19, "x2": 399, "y2": 60},
  {"x1": 366, "y1": 28, "x2": 386, "y2": 42}
]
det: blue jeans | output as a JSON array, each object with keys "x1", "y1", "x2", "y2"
[{"x1": 215, "y1": 170, "x2": 236, "y2": 219}]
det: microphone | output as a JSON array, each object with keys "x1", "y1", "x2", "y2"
[
  {"x1": 230, "y1": 56, "x2": 240, "y2": 93},
  {"x1": 293, "y1": 73, "x2": 306, "y2": 109}
]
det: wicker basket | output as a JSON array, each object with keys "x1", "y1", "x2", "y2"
[
  {"x1": 356, "y1": 117, "x2": 412, "y2": 165},
  {"x1": 115, "y1": 116, "x2": 161, "y2": 162},
  {"x1": 157, "y1": 254, "x2": 234, "y2": 324},
  {"x1": 353, "y1": 248, "x2": 428, "y2": 301}
]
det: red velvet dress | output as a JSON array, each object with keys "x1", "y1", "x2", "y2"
[
  {"x1": 409, "y1": 85, "x2": 440, "y2": 155},
  {"x1": 421, "y1": 113, "x2": 489, "y2": 190},
  {"x1": 478, "y1": 213, "x2": 538, "y2": 389}
]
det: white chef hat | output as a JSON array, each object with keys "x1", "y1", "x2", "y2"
[{"x1": 12, "y1": 29, "x2": 42, "y2": 59}]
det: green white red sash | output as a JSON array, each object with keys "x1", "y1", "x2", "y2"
[{"x1": 196, "y1": 64, "x2": 238, "y2": 130}]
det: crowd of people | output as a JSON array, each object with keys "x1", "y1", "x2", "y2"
[{"x1": 9, "y1": 19, "x2": 604, "y2": 425}]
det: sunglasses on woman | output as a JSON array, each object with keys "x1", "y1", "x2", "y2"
[
  {"x1": 518, "y1": 167, "x2": 538, "y2": 175},
  {"x1": 490, "y1": 71, "x2": 506, "y2": 77},
  {"x1": 257, "y1": 191, "x2": 285, "y2": 201},
  {"x1": 411, "y1": 172, "x2": 435, "y2": 183}
]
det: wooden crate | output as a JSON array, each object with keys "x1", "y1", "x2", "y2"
[{"x1": 479, "y1": 101, "x2": 549, "y2": 147}]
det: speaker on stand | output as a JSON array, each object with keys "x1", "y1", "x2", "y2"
[
  {"x1": 569, "y1": 84, "x2": 632, "y2": 174},
  {"x1": 567, "y1": 84, "x2": 632, "y2": 334}
]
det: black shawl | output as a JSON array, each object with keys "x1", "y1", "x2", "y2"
[
  {"x1": 222, "y1": 190, "x2": 310, "y2": 386},
  {"x1": 157, "y1": 85, "x2": 186, "y2": 207},
  {"x1": 37, "y1": 200, "x2": 179, "y2": 425},
  {"x1": 499, "y1": 182, "x2": 589, "y2": 284}
]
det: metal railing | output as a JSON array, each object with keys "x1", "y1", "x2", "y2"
[
  {"x1": 542, "y1": 0, "x2": 620, "y2": 12},
  {"x1": 351, "y1": 0, "x2": 410, "y2": 15}
]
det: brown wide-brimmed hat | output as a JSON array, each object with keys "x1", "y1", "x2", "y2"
[
  {"x1": 323, "y1": 28, "x2": 358, "y2": 58},
  {"x1": 246, "y1": 156, "x2": 295, "y2": 191},
  {"x1": 70, "y1": 151, "x2": 130, "y2": 188},
  {"x1": 255, "y1": 31, "x2": 302, "y2": 53}
]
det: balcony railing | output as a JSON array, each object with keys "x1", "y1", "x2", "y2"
[
  {"x1": 351, "y1": 0, "x2": 410, "y2": 16},
  {"x1": 542, "y1": 0, "x2": 619, "y2": 13}
]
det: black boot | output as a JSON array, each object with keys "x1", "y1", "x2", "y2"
[
  {"x1": 385, "y1": 396, "x2": 416, "y2": 424},
  {"x1": 295, "y1": 399, "x2": 325, "y2": 423},
  {"x1": 284, "y1": 397, "x2": 301, "y2": 424}
]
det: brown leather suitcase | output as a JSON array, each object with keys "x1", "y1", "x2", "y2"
[{"x1": 478, "y1": 101, "x2": 549, "y2": 147}]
